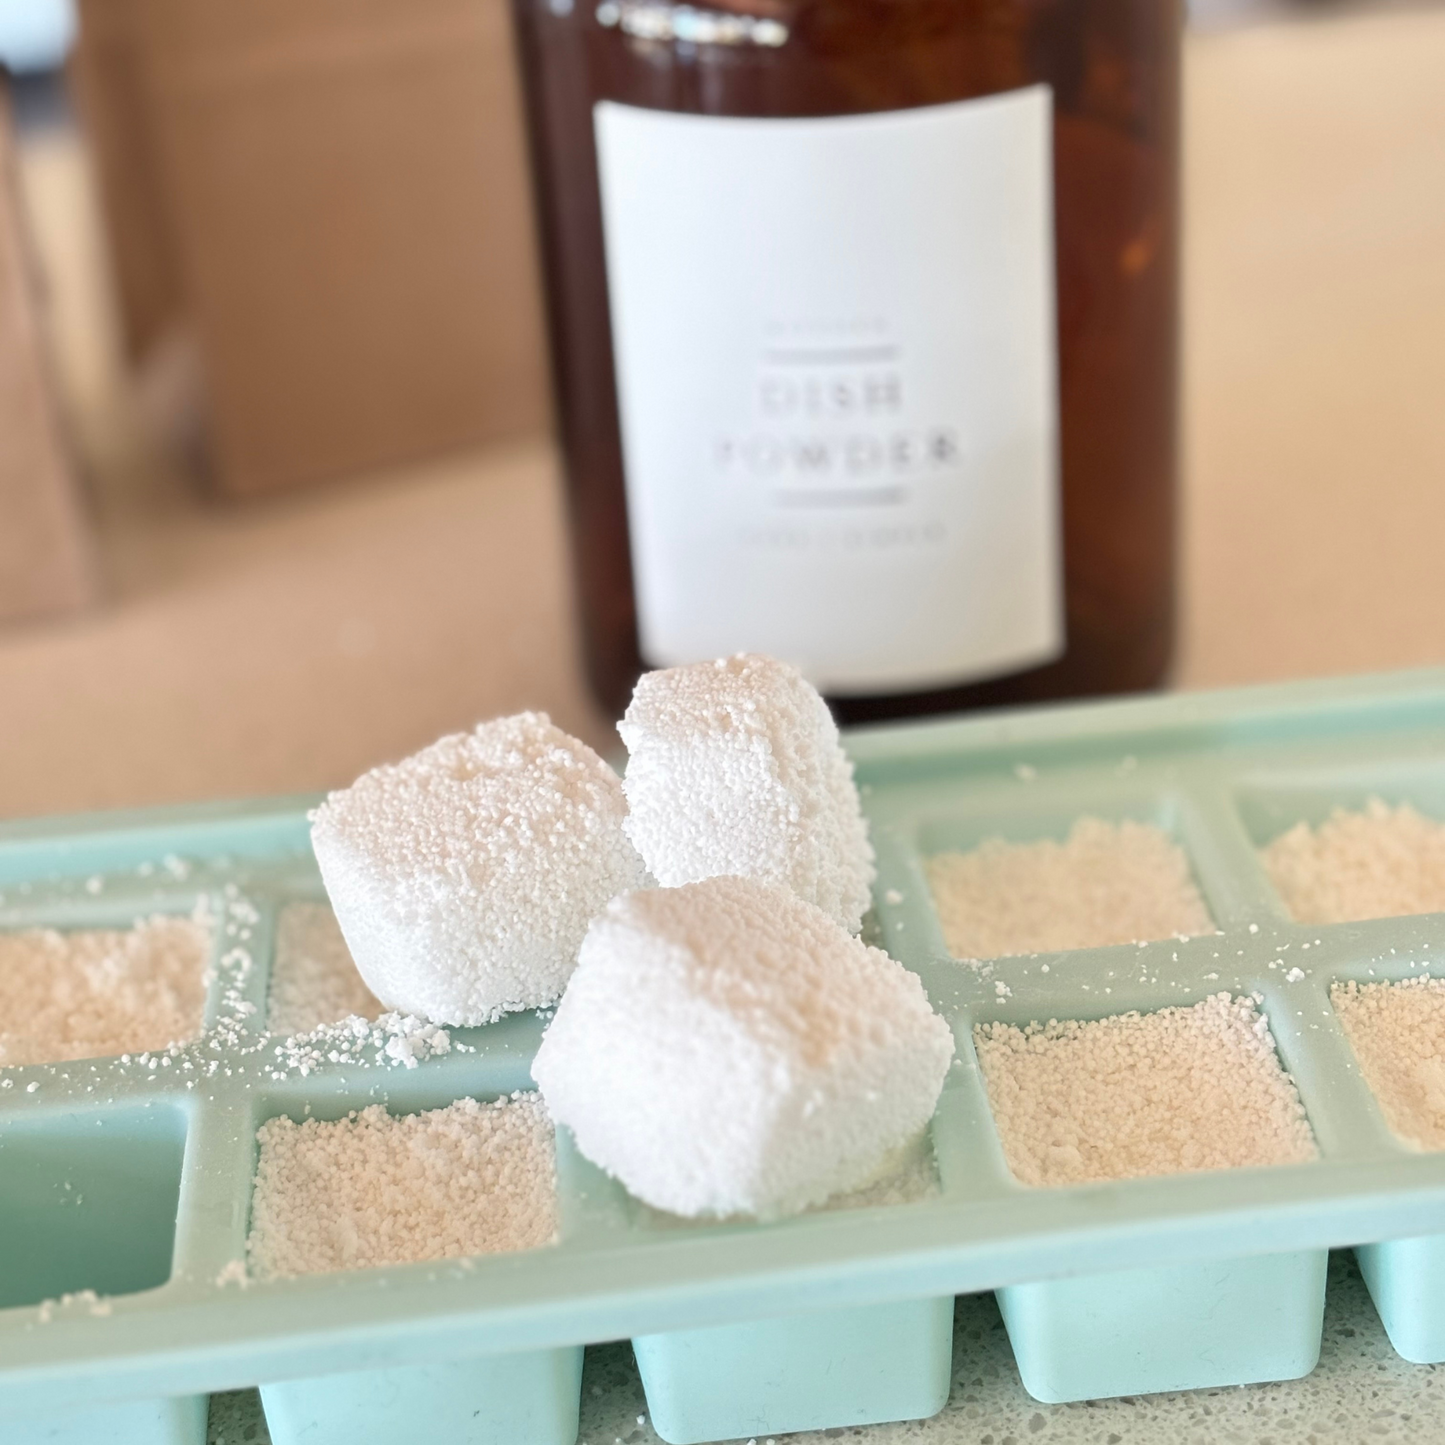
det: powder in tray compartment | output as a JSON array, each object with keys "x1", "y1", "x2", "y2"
[
  {"x1": 266, "y1": 902, "x2": 382, "y2": 1036},
  {"x1": 0, "y1": 915, "x2": 210, "y2": 1067},
  {"x1": 1262, "y1": 799, "x2": 1445, "y2": 924},
  {"x1": 1332, "y1": 976, "x2": 1445, "y2": 1149},
  {"x1": 926, "y1": 817, "x2": 1214, "y2": 960},
  {"x1": 974, "y1": 994, "x2": 1317, "y2": 1187},
  {"x1": 247, "y1": 1094, "x2": 557, "y2": 1279}
]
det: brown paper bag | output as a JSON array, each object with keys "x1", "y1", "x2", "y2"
[
  {"x1": 70, "y1": 0, "x2": 186, "y2": 362},
  {"x1": 0, "y1": 83, "x2": 97, "y2": 623},
  {"x1": 133, "y1": 0, "x2": 551, "y2": 496}
]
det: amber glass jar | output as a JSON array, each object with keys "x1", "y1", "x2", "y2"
[{"x1": 512, "y1": 0, "x2": 1181, "y2": 723}]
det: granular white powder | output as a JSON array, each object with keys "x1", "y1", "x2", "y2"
[
  {"x1": 1262, "y1": 799, "x2": 1445, "y2": 924},
  {"x1": 926, "y1": 818, "x2": 1215, "y2": 960},
  {"x1": 247, "y1": 1093, "x2": 557, "y2": 1279},
  {"x1": 1332, "y1": 976, "x2": 1445, "y2": 1149},
  {"x1": 266, "y1": 902, "x2": 381, "y2": 1036},
  {"x1": 974, "y1": 994, "x2": 1317, "y2": 1187},
  {"x1": 266, "y1": 1010, "x2": 453, "y2": 1077},
  {"x1": 0, "y1": 914, "x2": 210, "y2": 1067}
]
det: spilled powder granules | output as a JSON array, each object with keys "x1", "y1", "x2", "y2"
[
  {"x1": 266, "y1": 1010, "x2": 453, "y2": 1078},
  {"x1": 1262, "y1": 799, "x2": 1445, "y2": 924},
  {"x1": 0, "y1": 914, "x2": 211, "y2": 1067},
  {"x1": 1333, "y1": 976, "x2": 1445, "y2": 1149},
  {"x1": 974, "y1": 994, "x2": 1317, "y2": 1187},
  {"x1": 247, "y1": 1093, "x2": 557, "y2": 1279},
  {"x1": 263, "y1": 905, "x2": 458, "y2": 1079},
  {"x1": 926, "y1": 817, "x2": 1214, "y2": 960},
  {"x1": 265, "y1": 902, "x2": 381, "y2": 1036}
]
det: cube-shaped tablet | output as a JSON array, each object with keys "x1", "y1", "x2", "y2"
[
  {"x1": 532, "y1": 875, "x2": 955, "y2": 1219},
  {"x1": 619, "y1": 655, "x2": 875, "y2": 932},
  {"x1": 310, "y1": 713, "x2": 647, "y2": 1026}
]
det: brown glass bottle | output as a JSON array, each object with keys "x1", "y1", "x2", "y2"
[{"x1": 511, "y1": 0, "x2": 1181, "y2": 723}]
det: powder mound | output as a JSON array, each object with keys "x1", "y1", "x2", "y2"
[
  {"x1": 532, "y1": 875, "x2": 954, "y2": 1219},
  {"x1": 247, "y1": 1093, "x2": 557, "y2": 1279},
  {"x1": 926, "y1": 817, "x2": 1215, "y2": 960},
  {"x1": 266, "y1": 902, "x2": 382, "y2": 1036},
  {"x1": 1333, "y1": 976, "x2": 1445, "y2": 1149},
  {"x1": 619, "y1": 654, "x2": 875, "y2": 932},
  {"x1": 310, "y1": 712, "x2": 648, "y2": 1025},
  {"x1": 1263, "y1": 799, "x2": 1445, "y2": 925},
  {"x1": 974, "y1": 994, "x2": 1317, "y2": 1188},
  {"x1": 0, "y1": 914, "x2": 211, "y2": 1068}
]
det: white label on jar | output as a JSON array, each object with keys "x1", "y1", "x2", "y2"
[{"x1": 594, "y1": 87, "x2": 1062, "y2": 695}]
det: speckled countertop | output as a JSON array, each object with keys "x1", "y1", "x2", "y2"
[{"x1": 206, "y1": 1254, "x2": 1442, "y2": 1445}]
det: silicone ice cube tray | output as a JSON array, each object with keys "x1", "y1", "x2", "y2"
[{"x1": 6, "y1": 668, "x2": 1445, "y2": 1442}]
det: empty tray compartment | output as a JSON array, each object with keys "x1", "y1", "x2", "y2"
[
  {"x1": 261, "y1": 1347, "x2": 584, "y2": 1445},
  {"x1": 632, "y1": 1295, "x2": 953, "y2": 1445},
  {"x1": 998, "y1": 1248, "x2": 1327, "y2": 1403},
  {"x1": 1, "y1": 1397, "x2": 208, "y2": 1445},
  {"x1": 1356, "y1": 1236, "x2": 1445, "y2": 1364},
  {"x1": 0, "y1": 1101, "x2": 200, "y2": 1443}
]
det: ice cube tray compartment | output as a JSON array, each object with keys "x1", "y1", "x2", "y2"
[
  {"x1": 5, "y1": 673, "x2": 1445, "y2": 1435},
  {"x1": 1236, "y1": 755, "x2": 1445, "y2": 852},
  {"x1": 0, "y1": 1101, "x2": 190, "y2": 1312},
  {"x1": 1319, "y1": 943, "x2": 1445, "y2": 1364}
]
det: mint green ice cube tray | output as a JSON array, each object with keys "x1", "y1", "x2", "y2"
[{"x1": 6, "y1": 668, "x2": 1445, "y2": 1443}]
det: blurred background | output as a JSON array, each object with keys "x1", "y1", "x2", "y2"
[{"x1": 1, "y1": 0, "x2": 1442, "y2": 818}]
